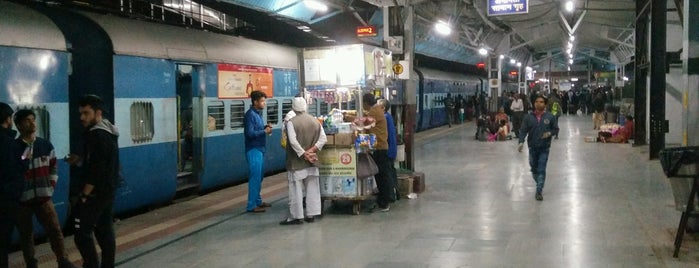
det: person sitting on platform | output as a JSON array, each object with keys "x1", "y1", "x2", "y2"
[
  {"x1": 497, "y1": 119, "x2": 509, "y2": 141},
  {"x1": 598, "y1": 115, "x2": 634, "y2": 143},
  {"x1": 494, "y1": 107, "x2": 509, "y2": 134}
]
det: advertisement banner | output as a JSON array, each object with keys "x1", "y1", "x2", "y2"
[{"x1": 218, "y1": 64, "x2": 273, "y2": 99}]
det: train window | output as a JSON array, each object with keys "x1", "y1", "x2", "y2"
[
  {"x1": 15, "y1": 105, "x2": 50, "y2": 141},
  {"x1": 229, "y1": 101, "x2": 245, "y2": 130},
  {"x1": 130, "y1": 102, "x2": 154, "y2": 143},
  {"x1": 208, "y1": 101, "x2": 225, "y2": 131},
  {"x1": 266, "y1": 99, "x2": 279, "y2": 125},
  {"x1": 281, "y1": 99, "x2": 293, "y2": 120}
]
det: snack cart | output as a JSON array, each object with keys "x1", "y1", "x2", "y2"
[
  {"x1": 317, "y1": 143, "x2": 376, "y2": 215},
  {"x1": 302, "y1": 44, "x2": 391, "y2": 215}
]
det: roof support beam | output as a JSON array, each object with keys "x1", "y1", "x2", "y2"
[
  {"x1": 273, "y1": 1, "x2": 302, "y2": 13},
  {"x1": 558, "y1": 10, "x2": 587, "y2": 36}
]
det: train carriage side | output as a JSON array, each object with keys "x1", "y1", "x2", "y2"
[
  {"x1": 416, "y1": 68, "x2": 481, "y2": 131},
  {"x1": 0, "y1": 1, "x2": 71, "y2": 230},
  {"x1": 81, "y1": 13, "x2": 299, "y2": 209}
]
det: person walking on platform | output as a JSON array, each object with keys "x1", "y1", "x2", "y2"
[
  {"x1": 592, "y1": 92, "x2": 605, "y2": 130},
  {"x1": 378, "y1": 99, "x2": 399, "y2": 200},
  {"x1": 280, "y1": 98, "x2": 326, "y2": 225},
  {"x1": 13, "y1": 109, "x2": 76, "y2": 268},
  {"x1": 66, "y1": 95, "x2": 119, "y2": 268},
  {"x1": 244, "y1": 90, "x2": 272, "y2": 213},
  {"x1": 518, "y1": 95, "x2": 559, "y2": 201},
  {"x1": 510, "y1": 93, "x2": 525, "y2": 138},
  {"x1": 0, "y1": 103, "x2": 24, "y2": 268},
  {"x1": 444, "y1": 93, "x2": 454, "y2": 127}
]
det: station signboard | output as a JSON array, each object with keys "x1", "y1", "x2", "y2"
[{"x1": 487, "y1": 0, "x2": 528, "y2": 16}]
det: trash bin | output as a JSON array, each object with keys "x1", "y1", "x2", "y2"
[{"x1": 660, "y1": 147, "x2": 699, "y2": 211}]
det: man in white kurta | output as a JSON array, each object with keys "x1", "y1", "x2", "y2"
[{"x1": 280, "y1": 98, "x2": 327, "y2": 225}]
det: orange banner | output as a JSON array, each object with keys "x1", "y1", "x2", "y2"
[{"x1": 218, "y1": 64, "x2": 273, "y2": 99}]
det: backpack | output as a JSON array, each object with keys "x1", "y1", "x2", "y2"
[{"x1": 551, "y1": 101, "x2": 561, "y2": 116}]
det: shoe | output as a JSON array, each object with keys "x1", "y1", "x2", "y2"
[
  {"x1": 304, "y1": 216, "x2": 315, "y2": 223},
  {"x1": 535, "y1": 192, "x2": 543, "y2": 201},
  {"x1": 279, "y1": 218, "x2": 304, "y2": 225},
  {"x1": 371, "y1": 205, "x2": 390, "y2": 212},
  {"x1": 247, "y1": 207, "x2": 266, "y2": 213},
  {"x1": 259, "y1": 202, "x2": 272, "y2": 208}
]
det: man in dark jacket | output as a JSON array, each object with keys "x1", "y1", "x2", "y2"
[
  {"x1": 66, "y1": 95, "x2": 119, "y2": 268},
  {"x1": 0, "y1": 102, "x2": 23, "y2": 268},
  {"x1": 518, "y1": 95, "x2": 559, "y2": 201}
]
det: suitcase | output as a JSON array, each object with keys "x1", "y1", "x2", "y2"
[{"x1": 412, "y1": 171, "x2": 425, "y2": 193}]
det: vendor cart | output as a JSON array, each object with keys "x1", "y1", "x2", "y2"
[{"x1": 318, "y1": 145, "x2": 377, "y2": 215}]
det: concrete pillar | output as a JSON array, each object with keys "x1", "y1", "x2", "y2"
[{"x1": 683, "y1": 0, "x2": 699, "y2": 145}]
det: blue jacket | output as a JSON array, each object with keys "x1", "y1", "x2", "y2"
[
  {"x1": 518, "y1": 111, "x2": 559, "y2": 149},
  {"x1": 0, "y1": 126, "x2": 23, "y2": 205},
  {"x1": 244, "y1": 108, "x2": 266, "y2": 152},
  {"x1": 385, "y1": 112, "x2": 397, "y2": 160}
]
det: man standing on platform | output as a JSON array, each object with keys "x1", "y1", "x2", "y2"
[
  {"x1": 377, "y1": 99, "x2": 399, "y2": 200},
  {"x1": 279, "y1": 98, "x2": 326, "y2": 225},
  {"x1": 14, "y1": 109, "x2": 75, "y2": 268},
  {"x1": 518, "y1": 95, "x2": 559, "y2": 201},
  {"x1": 0, "y1": 103, "x2": 23, "y2": 268},
  {"x1": 244, "y1": 90, "x2": 272, "y2": 213},
  {"x1": 67, "y1": 95, "x2": 119, "y2": 268},
  {"x1": 362, "y1": 94, "x2": 394, "y2": 211}
]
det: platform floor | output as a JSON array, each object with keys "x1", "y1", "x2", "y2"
[{"x1": 9, "y1": 114, "x2": 699, "y2": 267}]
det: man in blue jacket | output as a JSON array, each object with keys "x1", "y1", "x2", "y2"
[
  {"x1": 518, "y1": 95, "x2": 559, "y2": 201},
  {"x1": 0, "y1": 102, "x2": 23, "y2": 268},
  {"x1": 244, "y1": 90, "x2": 272, "y2": 213}
]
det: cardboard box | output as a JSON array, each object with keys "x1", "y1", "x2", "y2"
[
  {"x1": 334, "y1": 133, "x2": 354, "y2": 146},
  {"x1": 325, "y1": 134, "x2": 335, "y2": 145}
]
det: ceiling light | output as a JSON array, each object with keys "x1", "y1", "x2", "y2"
[
  {"x1": 434, "y1": 20, "x2": 451, "y2": 35},
  {"x1": 568, "y1": 54, "x2": 574, "y2": 59},
  {"x1": 571, "y1": 78, "x2": 578, "y2": 81},
  {"x1": 510, "y1": 59, "x2": 516, "y2": 64},
  {"x1": 304, "y1": 0, "x2": 328, "y2": 12},
  {"x1": 500, "y1": 55, "x2": 505, "y2": 59},
  {"x1": 569, "y1": 59, "x2": 574, "y2": 64},
  {"x1": 565, "y1": 1, "x2": 574, "y2": 12},
  {"x1": 478, "y1": 48, "x2": 488, "y2": 56},
  {"x1": 567, "y1": 66, "x2": 571, "y2": 71},
  {"x1": 567, "y1": 42, "x2": 573, "y2": 49},
  {"x1": 570, "y1": 35, "x2": 575, "y2": 41},
  {"x1": 516, "y1": 62, "x2": 522, "y2": 67}
]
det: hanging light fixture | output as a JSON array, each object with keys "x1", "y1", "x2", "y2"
[{"x1": 434, "y1": 20, "x2": 452, "y2": 36}]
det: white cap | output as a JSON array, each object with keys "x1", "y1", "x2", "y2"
[{"x1": 292, "y1": 97, "x2": 307, "y2": 112}]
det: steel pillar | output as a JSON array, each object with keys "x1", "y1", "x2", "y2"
[
  {"x1": 649, "y1": 0, "x2": 667, "y2": 159},
  {"x1": 634, "y1": 0, "x2": 649, "y2": 146},
  {"x1": 683, "y1": 0, "x2": 699, "y2": 146}
]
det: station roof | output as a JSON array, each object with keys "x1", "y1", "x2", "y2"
[
  {"x1": 29, "y1": 0, "x2": 684, "y2": 71},
  {"x1": 193, "y1": 0, "x2": 680, "y2": 71}
]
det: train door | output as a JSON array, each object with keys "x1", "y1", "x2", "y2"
[{"x1": 176, "y1": 64, "x2": 201, "y2": 193}]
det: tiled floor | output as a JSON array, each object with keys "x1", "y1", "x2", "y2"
[{"x1": 11, "y1": 115, "x2": 699, "y2": 267}]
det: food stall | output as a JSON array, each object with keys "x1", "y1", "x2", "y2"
[{"x1": 302, "y1": 44, "x2": 392, "y2": 214}]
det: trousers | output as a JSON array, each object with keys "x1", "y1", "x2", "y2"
[{"x1": 246, "y1": 148, "x2": 265, "y2": 211}]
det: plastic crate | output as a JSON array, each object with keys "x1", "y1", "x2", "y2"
[
  {"x1": 660, "y1": 147, "x2": 699, "y2": 212},
  {"x1": 660, "y1": 146, "x2": 699, "y2": 178}
]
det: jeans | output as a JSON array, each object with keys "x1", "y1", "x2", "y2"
[
  {"x1": 18, "y1": 201, "x2": 69, "y2": 265},
  {"x1": 73, "y1": 199, "x2": 115, "y2": 268},
  {"x1": 528, "y1": 147, "x2": 550, "y2": 193},
  {"x1": 0, "y1": 202, "x2": 19, "y2": 268},
  {"x1": 246, "y1": 148, "x2": 265, "y2": 211},
  {"x1": 372, "y1": 150, "x2": 396, "y2": 208}
]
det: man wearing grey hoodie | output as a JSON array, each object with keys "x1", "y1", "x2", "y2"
[{"x1": 66, "y1": 95, "x2": 120, "y2": 268}]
